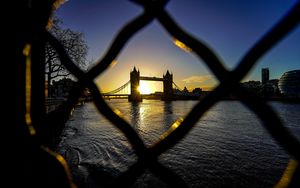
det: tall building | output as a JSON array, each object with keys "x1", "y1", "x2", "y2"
[
  {"x1": 129, "y1": 67, "x2": 142, "y2": 102},
  {"x1": 261, "y1": 68, "x2": 269, "y2": 85}
]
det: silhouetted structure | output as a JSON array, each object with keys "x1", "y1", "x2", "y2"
[
  {"x1": 261, "y1": 68, "x2": 269, "y2": 85},
  {"x1": 162, "y1": 70, "x2": 173, "y2": 100},
  {"x1": 129, "y1": 67, "x2": 174, "y2": 102},
  {"x1": 278, "y1": 70, "x2": 300, "y2": 97},
  {"x1": 129, "y1": 67, "x2": 142, "y2": 102},
  {"x1": 50, "y1": 78, "x2": 75, "y2": 97},
  {"x1": 192, "y1": 88, "x2": 202, "y2": 94}
]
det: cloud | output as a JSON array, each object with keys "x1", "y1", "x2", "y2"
[{"x1": 182, "y1": 75, "x2": 212, "y2": 84}]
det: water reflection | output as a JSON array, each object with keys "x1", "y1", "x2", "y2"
[
  {"x1": 129, "y1": 100, "x2": 178, "y2": 146},
  {"x1": 130, "y1": 102, "x2": 140, "y2": 129},
  {"x1": 131, "y1": 101, "x2": 175, "y2": 131},
  {"x1": 163, "y1": 101, "x2": 174, "y2": 131},
  {"x1": 130, "y1": 101, "x2": 150, "y2": 138}
]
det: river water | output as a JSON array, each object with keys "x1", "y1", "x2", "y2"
[{"x1": 57, "y1": 100, "x2": 300, "y2": 188}]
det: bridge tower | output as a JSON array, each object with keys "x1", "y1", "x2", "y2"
[
  {"x1": 129, "y1": 67, "x2": 142, "y2": 102},
  {"x1": 163, "y1": 70, "x2": 173, "y2": 100}
]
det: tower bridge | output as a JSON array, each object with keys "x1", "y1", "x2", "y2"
[
  {"x1": 129, "y1": 67, "x2": 173, "y2": 102},
  {"x1": 101, "y1": 67, "x2": 186, "y2": 102}
]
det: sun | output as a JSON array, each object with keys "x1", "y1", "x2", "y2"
[{"x1": 138, "y1": 81, "x2": 151, "y2": 94}]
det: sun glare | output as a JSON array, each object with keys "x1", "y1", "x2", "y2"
[{"x1": 138, "y1": 82, "x2": 151, "y2": 94}]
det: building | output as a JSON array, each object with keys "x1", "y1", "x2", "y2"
[
  {"x1": 261, "y1": 79, "x2": 280, "y2": 97},
  {"x1": 192, "y1": 88, "x2": 202, "y2": 94},
  {"x1": 50, "y1": 78, "x2": 75, "y2": 98},
  {"x1": 278, "y1": 70, "x2": 300, "y2": 97},
  {"x1": 241, "y1": 80, "x2": 261, "y2": 94},
  {"x1": 261, "y1": 68, "x2": 269, "y2": 85},
  {"x1": 241, "y1": 80, "x2": 261, "y2": 90}
]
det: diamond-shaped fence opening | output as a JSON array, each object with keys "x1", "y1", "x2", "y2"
[{"x1": 11, "y1": 0, "x2": 300, "y2": 187}]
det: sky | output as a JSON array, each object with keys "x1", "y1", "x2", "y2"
[{"x1": 55, "y1": 0, "x2": 300, "y2": 92}]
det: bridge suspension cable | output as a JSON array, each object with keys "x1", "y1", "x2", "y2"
[
  {"x1": 172, "y1": 81, "x2": 182, "y2": 91},
  {"x1": 102, "y1": 80, "x2": 130, "y2": 95}
]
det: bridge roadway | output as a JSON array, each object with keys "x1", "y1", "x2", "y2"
[
  {"x1": 102, "y1": 94, "x2": 129, "y2": 96},
  {"x1": 102, "y1": 94, "x2": 129, "y2": 99},
  {"x1": 140, "y1": 76, "x2": 165, "y2": 81}
]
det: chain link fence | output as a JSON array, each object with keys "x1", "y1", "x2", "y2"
[{"x1": 10, "y1": 0, "x2": 300, "y2": 187}]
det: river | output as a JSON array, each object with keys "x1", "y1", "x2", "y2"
[{"x1": 57, "y1": 100, "x2": 300, "y2": 188}]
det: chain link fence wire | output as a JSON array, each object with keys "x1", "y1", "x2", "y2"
[{"x1": 13, "y1": 0, "x2": 300, "y2": 187}]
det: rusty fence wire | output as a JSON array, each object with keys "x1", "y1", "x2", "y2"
[{"x1": 12, "y1": 0, "x2": 300, "y2": 187}]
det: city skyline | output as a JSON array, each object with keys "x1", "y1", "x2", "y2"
[{"x1": 55, "y1": 0, "x2": 300, "y2": 92}]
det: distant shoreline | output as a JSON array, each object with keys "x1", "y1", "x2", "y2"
[
  {"x1": 221, "y1": 96, "x2": 300, "y2": 103},
  {"x1": 102, "y1": 95, "x2": 300, "y2": 103}
]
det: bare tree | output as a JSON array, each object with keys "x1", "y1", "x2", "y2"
[{"x1": 45, "y1": 17, "x2": 88, "y2": 95}]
